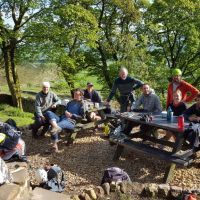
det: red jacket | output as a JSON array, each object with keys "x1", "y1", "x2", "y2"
[{"x1": 166, "y1": 80, "x2": 199, "y2": 108}]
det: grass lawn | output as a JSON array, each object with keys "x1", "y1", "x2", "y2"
[{"x1": 0, "y1": 104, "x2": 34, "y2": 127}]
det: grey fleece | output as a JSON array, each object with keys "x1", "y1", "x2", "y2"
[
  {"x1": 35, "y1": 91, "x2": 61, "y2": 117},
  {"x1": 132, "y1": 92, "x2": 162, "y2": 114}
]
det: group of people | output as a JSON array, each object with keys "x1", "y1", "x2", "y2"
[{"x1": 29, "y1": 67, "x2": 200, "y2": 152}]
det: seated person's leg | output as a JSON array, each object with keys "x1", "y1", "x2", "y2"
[
  {"x1": 50, "y1": 132, "x2": 59, "y2": 152},
  {"x1": 57, "y1": 117, "x2": 76, "y2": 145},
  {"x1": 123, "y1": 121, "x2": 139, "y2": 135},
  {"x1": 45, "y1": 111, "x2": 61, "y2": 132},
  {"x1": 140, "y1": 125, "x2": 158, "y2": 138},
  {"x1": 31, "y1": 115, "x2": 44, "y2": 137}
]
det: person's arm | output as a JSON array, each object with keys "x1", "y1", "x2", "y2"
[
  {"x1": 154, "y1": 95, "x2": 162, "y2": 114},
  {"x1": 35, "y1": 94, "x2": 43, "y2": 117},
  {"x1": 182, "y1": 81, "x2": 199, "y2": 103},
  {"x1": 94, "y1": 91, "x2": 102, "y2": 103},
  {"x1": 132, "y1": 78, "x2": 143, "y2": 90},
  {"x1": 183, "y1": 104, "x2": 196, "y2": 120},
  {"x1": 131, "y1": 96, "x2": 142, "y2": 110},
  {"x1": 107, "y1": 79, "x2": 117, "y2": 102},
  {"x1": 52, "y1": 93, "x2": 61, "y2": 107}
]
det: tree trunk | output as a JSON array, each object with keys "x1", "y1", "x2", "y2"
[{"x1": 2, "y1": 43, "x2": 23, "y2": 110}]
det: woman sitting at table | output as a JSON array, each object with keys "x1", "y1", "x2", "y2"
[{"x1": 162, "y1": 90, "x2": 187, "y2": 141}]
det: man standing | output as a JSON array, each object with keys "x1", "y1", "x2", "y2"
[
  {"x1": 166, "y1": 68, "x2": 199, "y2": 108},
  {"x1": 30, "y1": 82, "x2": 61, "y2": 138},
  {"x1": 106, "y1": 67, "x2": 143, "y2": 112}
]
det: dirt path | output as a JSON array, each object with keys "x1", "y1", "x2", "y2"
[{"x1": 22, "y1": 128, "x2": 200, "y2": 196}]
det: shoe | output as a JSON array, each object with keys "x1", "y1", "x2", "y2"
[{"x1": 50, "y1": 126, "x2": 62, "y2": 134}]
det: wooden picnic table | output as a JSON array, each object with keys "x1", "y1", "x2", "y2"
[{"x1": 110, "y1": 112, "x2": 195, "y2": 183}]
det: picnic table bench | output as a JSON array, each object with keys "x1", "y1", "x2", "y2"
[{"x1": 110, "y1": 112, "x2": 196, "y2": 183}]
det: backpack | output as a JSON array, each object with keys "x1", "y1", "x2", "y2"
[
  {"x1": 101, "y1": 167, "x2": 131, "y2": 185},
  {"x1": 184, "y1": 122, "x2": 200, "y2": 150},
  {"x1": 42, "y1": 165, "x2": 65, "y2": 193},
  {"x1": 0, "y1": 121, "x2": 21, "y2": 150},
  {"x1": 0, "y1": 120, "x2": 26, "y2": 162}
]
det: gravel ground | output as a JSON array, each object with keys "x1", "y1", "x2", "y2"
[{"x1": 22, "y1": 127, "x2": 200, "y2": 196}]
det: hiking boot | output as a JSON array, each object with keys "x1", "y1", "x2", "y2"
[{"x1": 102, "y1": 182, "x2": 110, "y2": 195}]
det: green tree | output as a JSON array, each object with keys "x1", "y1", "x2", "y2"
[
  {"x1": 0, "y1": 0, "x2": 49, "y2": 109},
  {"x1": 143, "y1": 0, "x2": 200, "y2": 87},
  {"x1": 24, "y1": 1, "x2": 99, "y2": 91},
  {"x1": 84, "y1": 0, "x2": 148, "y2": 99}
]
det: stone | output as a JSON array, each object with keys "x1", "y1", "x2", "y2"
[
  {"x1": 130, "y1": 182, "x2": 145, "y2": 195},
  {"x1": 71, "y1": 195, "x2": 80, "y2": 200},
  {"x1": 79, "y1": 193, "x2": 91, "y2": 200},
  {"x1": 94, "y1": 186, "x2": 104, "y2": 198},
  {"x1": 158, "y1": 184, "x2": 170, "y2": 198},
  {"x1": 12, "y1": 168, "x2": 27, "y2": 185},
  {"x1": 142, "y1": 183, "x2": 158, "y2": 198},
  {"x1": 102, "y1": 182, "x2": 110, "y2": 195},
  {"x1": 0, "y1": 184, "x2": 20, "y2": 200},
  {"x1": 110, "y1": 181, "x2": 117, "y2": 192},
  {"x1": 6, "y1": 162, "x2": 28, "y2": 171},
  {"x1": 170, "y1": 185, "x2": 182, "y2": 198},
  {"x1": 85, "y1": 189, "x2": 97, "y2": 200},
  {"x1": 118, "y1": 182, "x2": 127, "y2": 194},
  {"x1": 31, "y1": 187, "x2": 71, "y2": 200}
]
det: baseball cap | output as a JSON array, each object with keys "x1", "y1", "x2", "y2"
[{"x1": 87, "y1": 82, "x2": 93, "y2": 86}]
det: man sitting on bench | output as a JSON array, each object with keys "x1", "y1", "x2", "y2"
[
  {"x1": 123, "y1": 83, "x2": 162, "y2": 136},
  {"x1": 30, "y1": 82, "x2": 61, "y2": 138},
  {"x1": 45, "y1": 88, "x2": 84, "y2": 152}
]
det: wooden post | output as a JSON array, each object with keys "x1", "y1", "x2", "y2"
[{"x1": 113, "y1": 144, "x2": 124, "y2": 161}]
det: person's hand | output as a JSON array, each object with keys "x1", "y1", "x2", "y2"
[
  {"x1": 188, "y1": 115, "x2": 200, "y2": 122},
  {"x1": 104, "y1": 100, "x2": 110, "y2": 105},
  {"x1": 40, "y1": 116, "x2": 46, "y2": 122},
  {"x1": 65, "y1": 111, "x2": 72, "y2": 118},
  {"x1": 51, "y1": 104, "x2": 56, "y2": 109}
]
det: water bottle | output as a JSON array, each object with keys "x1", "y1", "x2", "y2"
[{"x1": 167, "y1": 106, "x2": 172, "y2": 122}]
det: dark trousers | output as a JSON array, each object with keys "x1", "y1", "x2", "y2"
[
  {"x1": 119, "y1": 94, "x2": 135, "y2": 112},
  {"x1": 31, "y1": 113, "x2": 49, "y2": 137}
]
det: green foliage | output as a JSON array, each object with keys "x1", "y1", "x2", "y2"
[
  {"x1": 142, "y1": 0, "x2": 200, "y2": 87},
  {"x1": 0, "y1": 104, "x2": 34, "y2": 127}
]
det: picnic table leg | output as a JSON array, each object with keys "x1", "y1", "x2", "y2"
[
  {"x1": 113, "y1": 144, "x2": 124, "y2": 161},
  {"x1": 163, "y1": 135, "x2": 185, "y2": 183}
]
